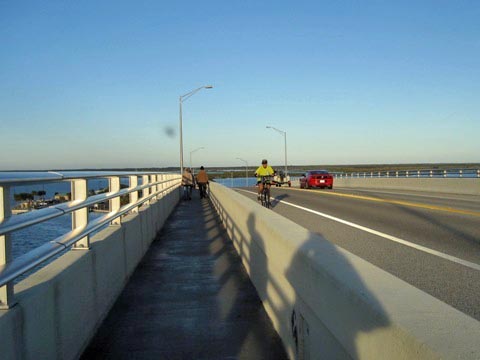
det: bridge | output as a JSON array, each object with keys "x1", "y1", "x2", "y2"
[{"x1": 1, "y1": 171, "x2": 479, "y2": 359}]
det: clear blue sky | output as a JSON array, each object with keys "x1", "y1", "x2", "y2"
[{"x1": 1, "y1": 1, "x2": 479, "y2": 170}]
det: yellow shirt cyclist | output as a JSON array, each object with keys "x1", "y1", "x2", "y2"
[
  {"x1": 254, "y1": 164, "x2": 276, "y2": 180},
  {"x1": 254, "y1": 159, "x2": 276, "y2": 200}
]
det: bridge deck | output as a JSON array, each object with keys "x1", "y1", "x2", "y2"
[{"x1": 82, "y1": 190, "x2": 287, "y2": 359}]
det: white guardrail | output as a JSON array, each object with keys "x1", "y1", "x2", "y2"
[
  {"x1": 288, "y1": 168, "x2": 480, "y2": 183},
  {"x1": 0, "y1": 171, "x2": 181, "y2": 309},
  {"x1": 334, "y1": 168, "x2": 480, "y2": 179}
]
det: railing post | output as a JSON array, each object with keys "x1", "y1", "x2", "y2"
[
  {"x1": 142, "y1": 175, "x2": 150, "y2": 206},
  {"x1": 164, "y1": 174, "x2": 169, "y2": 192},
  {"x1": 129, "y1": 175, "x2": 139, "y2": 214},
  {"x1": 459, "y1": 170, "x2": 463, "y2": 178},
  {"x1": 417, "y1": 170, "x2": 420, "y2": 178},
  {"x1": 109, "y1": 177, "x2": 121, "y2": 226},
  {"x1": 443, "y1": 170, "x2": 447, "y2": 178},
  {"x1": 151, "y1": 175, "x2": 158, "y2": 201},
  {"x1": 173, "y1": 174, "x2": 179, "y2": 192},
  {"x1": 71, "y1": 179, "x2": 90, "y2": 250},
  {"x1": 159, "y1": 174, "x2": 165, "y2": 198},
  {"x1": 149, "y1": 175, "x2": 156, "y2": 201},
  {"x1": 166, "y1": 174, "x2": 170, "y2": 191},
  {"x1": 430, "y1": 170, "x2": 433, "y2": 178},
  {"x1": 0, "y1": 186, "x2": 15, "y2": 309}
]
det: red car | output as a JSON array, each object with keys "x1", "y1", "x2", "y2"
[{"x1": 299, "y1": 170, "x2": 333, "y2": 189}]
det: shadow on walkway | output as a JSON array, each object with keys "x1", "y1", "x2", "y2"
[{"x1": 81, "y1": 190, "x2": 287, "y2": 359}]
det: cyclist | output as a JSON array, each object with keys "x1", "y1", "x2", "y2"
[{"x1": 254, "y1": 159, "x2": 276, "y2": 201}]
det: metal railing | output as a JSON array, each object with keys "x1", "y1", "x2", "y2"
[
  {"x1": 0, "y1": 171, "x2": 181, "y2": 308},
  {"x1": 287, "y1": 169, "x2": 480, "y2": 182},
  {"x1": 334, "y1": 168, "x2": 480, "y2": 179}
]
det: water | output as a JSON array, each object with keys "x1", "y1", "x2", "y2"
[
  {"x1": 11, "y1": 212, "x2": 105, "y2": 259},
  {"x1": 7, "y1": 179, "x2": 133, "y2": 259},
  {"x1": 214, "y1": 177, "x2": 258, "y2": 188},
  {"x1": 5, "y1": 178, "x2": 137, "y2": 283}
]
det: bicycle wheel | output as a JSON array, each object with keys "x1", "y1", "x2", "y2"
[{"x1": 266, "y1": 187, "x2": 271, "y2": 208}]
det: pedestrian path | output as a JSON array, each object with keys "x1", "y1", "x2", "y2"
[{"x1": 82, "y1": 190, "x2": 288, "y2": 359}]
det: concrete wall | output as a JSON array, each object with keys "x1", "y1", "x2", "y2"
[
  {"x1": 332, "y1": 178, "x2": 479, "y2": 195},
  {"x1": 209, "y1": 182, "x2": 480, "y2": 360},
  {"x1": 0, "y1": 185, "x2": 180, "y2": 360}
]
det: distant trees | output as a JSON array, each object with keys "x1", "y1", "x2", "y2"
[
  {"x1": 13, "y1": 193, "x2": 34, "y2": 202},
  {"x1": 13, "y1": 190, "x2": 47, "y2": 202}
]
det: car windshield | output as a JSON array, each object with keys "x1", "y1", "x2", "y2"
[{"x1": 310, "y1": 171, "x2": 329, "y2": 175}]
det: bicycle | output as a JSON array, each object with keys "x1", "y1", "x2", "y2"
[{"x1": 259, "y1": 176, "x2": 274, "y2": 208}]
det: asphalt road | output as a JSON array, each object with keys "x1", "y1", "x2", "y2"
[{"x1": 235, "y1": 185, "x2": 480, "y2": 321}]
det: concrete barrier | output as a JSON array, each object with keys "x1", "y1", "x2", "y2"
[
  {"x1": 332, "y1": 178, "x2": 479, "y2": 195},
  {"x1": 0, "y1": 187, "x2": 180, "y2": 360},
  {"x1": 209, "y1": 182, "x2": 480, "y2": 359}
]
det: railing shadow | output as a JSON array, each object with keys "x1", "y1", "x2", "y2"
[{"x1": 210, "y1": 187, "x2": 391, "y2": 359}]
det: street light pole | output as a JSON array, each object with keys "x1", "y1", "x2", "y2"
[
  {"x1": 190, "y1": 147, "x2": 205, "y2": 173},
  {"x1": 236, "y1": 157, "x2": 249, "y2": 187},
  {"x1": 179, "y1": 98, "x2": 183, "y2": 174},
  {"x1": 266, "y1": 126, "x2": 288, "y2": 178},
  {"x1": 179, "y1": 85, "x2": 213, "y2": 175}
]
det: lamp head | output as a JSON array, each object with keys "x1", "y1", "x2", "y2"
[{"x1": 204, "y1": 85, "x2": 213, "y2": 89}]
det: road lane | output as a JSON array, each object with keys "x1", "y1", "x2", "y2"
[
  {"x1": 266, "y1": 187, "x2": 480, "y2": 263},
  {"x1": 235, "y1": 186, "x2": 480, "y2": 320}
]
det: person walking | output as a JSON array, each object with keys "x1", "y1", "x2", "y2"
[
  {"x1": 196, "y1": 166, "x2": 209, "y2": 199},
  {"x1": 182, "y1": 168, "x2": 195, "y2": 200}
]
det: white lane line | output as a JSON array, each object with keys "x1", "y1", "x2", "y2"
[{"x1": 238, "y1": 189, "x2": 480, "y2": 272}]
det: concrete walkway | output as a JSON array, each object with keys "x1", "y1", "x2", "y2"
[{"x1": 82, "y1": 190, "x2": 288, "y2": 359}]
